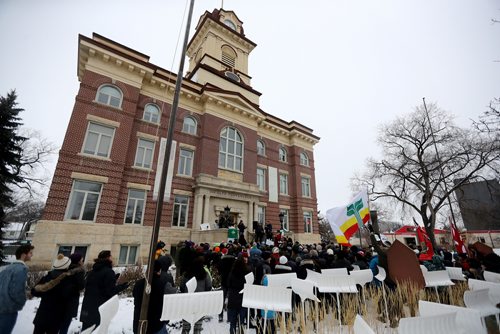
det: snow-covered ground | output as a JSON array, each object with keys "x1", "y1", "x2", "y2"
[
  {"x1": 15, "y1": 297, "x2": 251, "y2": 334},
  {"x1": 14, "y1": 296, "x2": 398, "y2": 334}
]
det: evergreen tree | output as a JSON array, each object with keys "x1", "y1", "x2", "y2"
[{"x1": 0, "y1": 90, "x2": 27, "y2": 262}]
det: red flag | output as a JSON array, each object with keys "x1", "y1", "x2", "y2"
[
  {"x1": 415, "y1": 224, "x2": 434, "y2": 261},
  {"x1": 450, "y1": 217, "x2": 467, "y2": 254}
]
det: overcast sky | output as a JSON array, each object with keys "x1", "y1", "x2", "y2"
[{"x1": 1, "y1": 0, "x2": 499, "y2": 218}]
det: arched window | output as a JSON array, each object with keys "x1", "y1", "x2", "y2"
[
  {"x1": 257, "y1": 140, "x2": 265, "y2": 156},
  {"x1": 300, "y1": 152, "x2": 309, "y2": 166},
  {"x1": 182, "y1": 116, "x2": 197, "y2": 135},
  {"x1": 279, "y1": 147, "x2": 287, "y2": 162},
  {"x1": 219, "y1": 127, "x2": 243, "y2": 172},
  {"x1": 143, "y1": 104, "x2": 160, "y2": 123},
  {"x1": 96, "y1": 85, "x2": 122, "y2": 108},
  {"x1": 221, "y1": 45, "x2": 236, "y2": 68}
]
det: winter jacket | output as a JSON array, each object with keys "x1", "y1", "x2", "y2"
[
  {"x1": 254, "y1": 261, "x2": 272, "y2": 285},
  {"x1": 80, "y1": 260, "x2": 128, "y2": 329},
  {"x1": 133, "y1": 273, "x2": 171, "y2": 334},
  {"x1": 273, "y1": 264, "x2": 293, "y2": 274},
  {"x1": 217, "y1": 254, "x2": 235, "y2": 288},
  {"x1": 227, "y1": 266, "x2": 250, "y2": 310},
  {"x1": 297, "y1": 259, "x2": 319, "y2": 280},
  {"x1": 32, "y1": 268, "x2": 84, "y2": 328},
  {"x1": 0, "y1": 261, "x2": 28, "y2": 314},
  {"x1": 179, "y1": 273, "x2": 212, "y2": 293}
]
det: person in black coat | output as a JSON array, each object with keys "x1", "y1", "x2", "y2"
[
  {"x1": 217, "y1": 248, "x2": 235, "y2": 322},
  {"x1": 80, "y1": 250, "x2": 128, "y2": 331},
  {"x1": 31, "y1": 254, "x2": 84, "y2": 334},
  {"x1": 227, "y1": 256, "x2": 251, "y2": 334},
  {"x1": 59, "y1": 253, "x2": 85, "y2": 334},
  {"x1": 133, "y1": 260, "x2": 172, "y2": 334}
]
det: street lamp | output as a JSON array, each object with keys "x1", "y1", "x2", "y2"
[{"x1": 279, "y1": 211, "x2": 284, "y2": 231}]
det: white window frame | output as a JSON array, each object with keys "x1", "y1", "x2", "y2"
[
  {"x1": 300, "y1": 152, "x2": 310, "y2": 166},
  {"x1": 182, "y1": 116, "x2": 197, "y2": 135},
  {"x1": 218, "y1": 127, "x2": 244, "y2": 172},
  {"x1": 301, "y1": 176, "x2": 311, "y2": 198},
  {"x1": 280, "y1": 209, "x2": 290, "y2": 231},
  {"x1": 257, "y1": 168, "x2": 266, "y2": 191},
  {"x1": 65, "y1": 180, "x2": 103, "y2": 221},
  {"x1": 257, "y1": 140, "x2": 265, "y2": 156},
  {"x1": 303, "y1": 211, "x2": 313, "y2": 233},
  {"x1": 118, "y1": 245, "x2": 139, "y2": 265},
  {"x1": 82, "y1": 122, "x2": 115, "y2": 158},
  {"x1": 96, "y1": 84, "x2": 122, "y2": 108},
  {"x1": 124, "y1": 189, "x2": 146, "y2": 224},
  {"x1": 134, "y1": 138, "x2": 155, "y2": 169},
  {"x1": 143, "y1": 103, "x2": 160, "y2": 123},
  {"x1": 257, "y1": 206, "x2": 266, "y2": 226},
  {"x1": 279, "y1": 173, "x2": 288, "y2": 195},
  {"x1": 178, "y1": 148, "x2": 194, "y2": 176},
  {"x1": 279, "y1": 147, "x2": 287, "y2": 162},
  {"x1": 172, "y1": 195, "x2": 189, "y2": 227}
]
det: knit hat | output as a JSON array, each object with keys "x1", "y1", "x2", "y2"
[
  {"x1": 221, "y1": 248, "x2": 228, "y2": 255},
  {"x1": 326, "y1": 248, "x2": 334, "y2": 255},
  {"x1": 214, "y1": 246, "x2": 220, "y2": 253},
  {"x1": 272, "y1": 247, "x2": 279, "y2": 254},
  {"x1": 279, "y1": 255, "x2": 288, "y2": 265},
  {"x1": 53, "y1": 254, "x2": 71, "y2": 270},
  {"x1": 310, "y1": 250, "x2": 319, "y2": 258},
  {"x1": 98, "y1": 250, "x2": 111, "y2": 260},
  {"x1": 69, "y1": 253, "x2": 83, "y2": 264}
]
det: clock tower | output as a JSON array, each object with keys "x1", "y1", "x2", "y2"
[{"x1": 186, "y1": 8, "x2": 260, "y2": 105}]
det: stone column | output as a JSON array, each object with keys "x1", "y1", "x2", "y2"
[
  {"x1": 193, "y1": 194, "x2": 204, "y2": 230},
  {"x1": 203, "y1": 194, "x2": 211, "y2": 228}
]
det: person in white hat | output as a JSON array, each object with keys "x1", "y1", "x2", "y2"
[
  {"x1": 31, "y1": 253, "x2": 79, "y2": 333},
  {"x1": 272, "y1": 255, "x2": 293, "y2": 274}
]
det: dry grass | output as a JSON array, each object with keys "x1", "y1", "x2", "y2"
[{"x1": 262, "y1": 280, "x2": 472, "y2": 333}]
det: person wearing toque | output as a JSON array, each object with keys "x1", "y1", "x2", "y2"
[{"x1": 31, "y1": 253, "x2": 82, "y2": 333}]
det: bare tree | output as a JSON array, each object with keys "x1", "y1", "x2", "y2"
[
  {"x1": 354, "y1": 102, "x2": 499, "y2": 250},
  {"x1": 317, "y1": 212, "x2": 335, "y2": 244},
  {"x1": 4, "y1": 198, "x2": 44, "y2": 239}
]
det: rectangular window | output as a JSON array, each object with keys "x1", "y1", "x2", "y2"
[
  {"x1": 257, "y1": 168, "x2": 266, "y2": 191},
  {"x1": 118, "y1": 245, "x2": 138, "y2": 265},
  {"x1": 279, "y1": 174, "x2": 288, "y2": 195},
  {"x1": 125, "y1": 189, "x2": 146, "y2": 224},
  {"x1": 257, "y1": 206, "x2": 266, "y2": 226},
  {"x1": 178, "y1": 149, "x2": 193, "y2": 176},
  {"x1": 57, "y1": 245, "x2": 88, "y2": 262},
  {"x1": 304, "y1": 211, "x2": 313, "y2": 233},
  {"x1": 82, "y1": 122, "x2": 115, "y2": 158},
  {"x1": 280, "y1": 209, "x2": 289, "y2": 231},
  {"x1": 172, "y1": 195, "x2": 189, "y2": 227},
  {"x1": 301, "y1": 176, "x2": 311, "y2": 197},
  {"x1": 135, "y1": 138, "x2": 154, "y2": 169},
  {"x1": 66, "y1": 180, "x2": 102, "y2": 221}
]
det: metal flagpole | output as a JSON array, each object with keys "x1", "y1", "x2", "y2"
[
  {"x1": 422, "y1": 97, "x2": 460, "y2": 249},
  {"x1": 138, "y1": 0, "x2": 196, "y2": 332}
]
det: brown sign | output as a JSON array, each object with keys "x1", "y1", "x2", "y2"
[{"x1": 387, "y1": 239, "x2": 425, "y2": 289}]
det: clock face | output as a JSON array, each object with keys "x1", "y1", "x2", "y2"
[{"x1": 223, "y1": 19, "x2": 236, "y2": 30}]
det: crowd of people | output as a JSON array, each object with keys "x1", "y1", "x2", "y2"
[{"x1": 0, "y1": 224, "x2": 499, "y2": 334}]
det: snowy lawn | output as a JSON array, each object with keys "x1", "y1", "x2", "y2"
[{"x1": 15, "y1": 296, "x2": 251, "y2": 334}]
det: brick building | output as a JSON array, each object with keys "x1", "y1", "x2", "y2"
[{"x1": 33, "y1": 8, "x2": 320, "y2": 265}]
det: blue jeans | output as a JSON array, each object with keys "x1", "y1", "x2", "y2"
[{"x1": 0, "y1": 312, "x2": 18, "y2": 334}]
